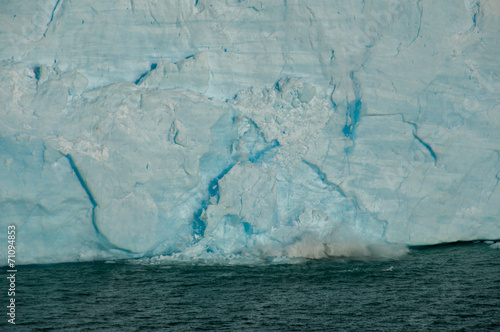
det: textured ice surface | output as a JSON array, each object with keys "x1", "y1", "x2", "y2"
[{"x1": 0, "y1": 0, "x2": 499, "y2": 264}]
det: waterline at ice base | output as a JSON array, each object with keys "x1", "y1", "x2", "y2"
[{"x1": 1, "y1": 0, "x2": 500, "y2": 265}]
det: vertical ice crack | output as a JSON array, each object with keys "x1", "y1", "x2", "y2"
[
  {"x1": 487, "y1": 163, "x2": 500, "y2": 202},
  {"x1": 65, "y1": 154, "x2": 134, "y2": 253},
  {"x1": 407, "y1": 0, "x2": 423, "y2": 48},
  {"x1": 193, "y1": 164, "x2": 236, "y2": 240},
  {"x1": 463, "y1": 0, "x2": 481, "y2": 32},
  {"x1": 147, "y1": 2, "x2": 159, "y2": 25},
  {"x1": 64, "y1": 154, "x2": 98, "y2": 231},
  {"x1": 343, "y1": 71, "x2": 363, "y2": 139},
  {"x1": 305, "y1": 5, "x2": 314, "y2": 28},
  {"x1": 42, "y1": 0, "x2": 62, "y2": 38},
  {"x1": 412, "y1": 133, "x2": 437, "y2": 165},
  {"x1": 401, "y1": 116, "x2": 438, "y2": 166}
]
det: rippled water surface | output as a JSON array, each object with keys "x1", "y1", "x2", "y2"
[{"x1": 3, "y1": 242, "x2": 500, "y2": 331}]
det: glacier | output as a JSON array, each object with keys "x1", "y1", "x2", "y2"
[{"x1": 0, "y1": 0, "x2": 499, "y2": 265}]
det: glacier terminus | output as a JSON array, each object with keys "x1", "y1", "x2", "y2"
[{"x1": 0, "y1": 0, "x2": 499, "y2": 265}]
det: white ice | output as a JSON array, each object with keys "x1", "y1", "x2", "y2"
[{"x1": 0, "y1": 0, "x2": 499, "y2": 264}]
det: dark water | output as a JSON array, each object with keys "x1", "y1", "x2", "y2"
[{"x1": 2, "y1": 242, "x2": 500, "y2": 331}]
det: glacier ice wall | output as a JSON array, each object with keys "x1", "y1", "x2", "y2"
[{"x1": 1, "y1": 0, "x2": 499, "y2": 264}]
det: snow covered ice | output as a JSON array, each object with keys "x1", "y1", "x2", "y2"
[{"x1": 0, "y1": 0, "x2": 499, "y2": 264}]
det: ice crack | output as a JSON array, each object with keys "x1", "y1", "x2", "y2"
[
  {"x1": 42, "y1": 0, "x2": 62, "y2": 38},
  {"x1": 302, "y1": 159, "x2": 346, "y2": 197},
  {"x1": 65, "y1": 154, "x2": 133, "y2": 253}
]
